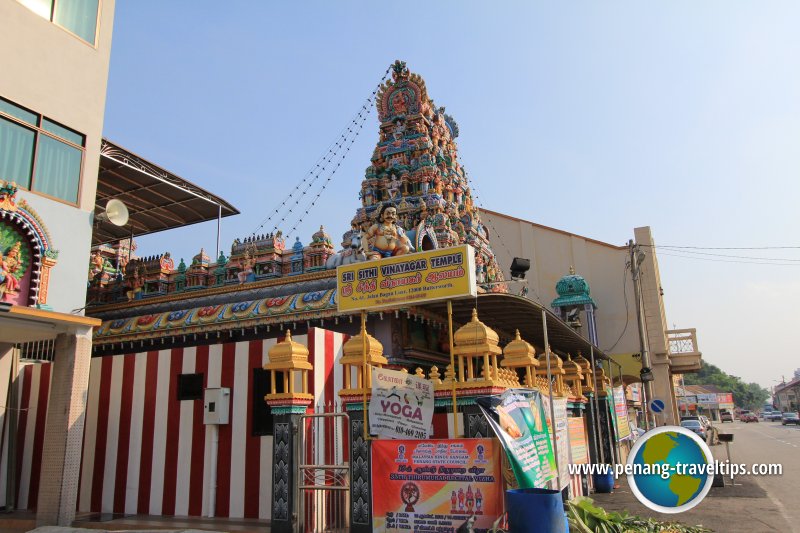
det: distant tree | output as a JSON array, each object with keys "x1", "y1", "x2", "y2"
[{"x1": 683, "y1": 362, "x2": 769, "y2": 410}]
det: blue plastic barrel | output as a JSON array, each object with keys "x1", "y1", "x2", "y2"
[
  {"x1": 593, "y1": 470, "x2": 614, "y2": 493},
  {"x1": 505, "y1": 488, "x2": 567, "y2": 533}
]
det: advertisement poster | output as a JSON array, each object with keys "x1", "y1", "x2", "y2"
[
  {"x1": 477, "y1": 389, "x2": 555, "y2": 489},
  {"x1": 697, "y1": 393, "x2": 717, "y2": 405},
  {"x1": 718, "y1": 393, "x2": 734, "y2": 410},
  {"x1": 613, "y1": 386, "x2": 631, "y2": 441},
  {"x1": 606, "y1": 387, "x2": 619, "y2": 439},
  {"x1": 567, "y1": 417, "x2": 589, "y2": 465},
  {"x1": 541, "y1": 395, "x2": 570, "y2": 489},
  {"x1": 336, "y1": 244, "x2": 477, "y2": 312},
  {"x1": 372, "y1": 439, "x2": 503, "y2": 531},
  {"x1": 369, "y1": 367, "x2": 434, "y2": 439}
]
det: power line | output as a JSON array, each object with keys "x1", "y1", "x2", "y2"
[
  {"x1": 604, "y1": 260, "x2": 630, "y2": 353},
  {"x1": 649, "y1": 247, "x2": 800, "y2": 262},
  {"x1": 639, "y1": 244, "x2": 800, "y2": 250},
  {"x1": 658, "y1": 251, "x2": 800, "y2": 266}
]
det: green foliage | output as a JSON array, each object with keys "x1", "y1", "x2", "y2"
[
  {"x1": 682, "y1": 362, "x2": 769, "y2": 410},
  {"x1": 567, "y1": 497, "x2": 712, "y2": 533}
]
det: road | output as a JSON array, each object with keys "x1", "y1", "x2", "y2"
[
  {"x1": 594, "y1": 418, "x2": 800, "y2": 532},
  {"x1": 715, "y1": 418, "x2": 800, "y2": 531}
]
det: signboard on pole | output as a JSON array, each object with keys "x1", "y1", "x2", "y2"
[
  {"x1": 372, "y1": 439, "x2": 504, "y2": 531},
  {"x1": 369, "y1": 367, "x2": 434, "y2": 440},
  {"x1": 336, "y1": 244, "x2": 477, "y2": 312},
  {"x1": 568, "y1": 417, "x2": 590, "y2": 465},
  {"x1": 541, "y1": 395, "x2": 571, "y2": 489},
  {"x1": 613, "y1": 386, "x2": 631, "y2": 441},
  {"x1": 717, "y1": 393, "x2": 734, "y2": 410},
  {"x1": 697, "y1": 393, "x2": 717, "y2": 405},
  {"x1": 476, "y1": 389, "x2": 556, "y2": 489}
]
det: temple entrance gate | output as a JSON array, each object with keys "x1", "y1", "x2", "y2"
[{"x1": 298, "y1": 410, "x2": 350, "y2": 533}]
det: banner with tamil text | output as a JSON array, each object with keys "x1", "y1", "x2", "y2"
[
  {"x1": 372, "y1": 439, "x2": 503, "y2": 531},
  {"x1": 477, "y1": 389, "x2": 556, "y2": 489}
]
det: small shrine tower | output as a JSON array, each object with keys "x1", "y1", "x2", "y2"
[{"x1": 551, "y1": 266, "x2": 598, "y2": 344}]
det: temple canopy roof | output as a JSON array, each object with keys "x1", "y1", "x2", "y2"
[
  {"x1": 93, "y1": 139, "x2": 239, "y2": 246},
  {"x1": 551, "y1": 266, "x2": 596, "y2": 309}
]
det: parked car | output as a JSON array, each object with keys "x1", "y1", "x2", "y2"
[
  {"x1": 720, "y1": 411, "x2": 733, "y2": 422},
  {"x1": 765, "y1": 411, "x2": 783, "y2": 421},
  {"x1": 781, "y1": 412, "x2": 800, "y2": 426},
  {"x1": 739, "y1": 411, "x2": 759, "y2": 423},
  {"x1": 681, "y1": 419, "x2": 707, "y2": 439}
]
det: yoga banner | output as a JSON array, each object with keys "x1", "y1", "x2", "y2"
[
  {"x1": 369, "y1": 367, "x2": 434, "y2": 439},
  {"x1": 372, "y1": 439, "x2": 503, "y2": 531},
  {"x1": 477, "y1": 389, "x2": 556, "y2": 489}
]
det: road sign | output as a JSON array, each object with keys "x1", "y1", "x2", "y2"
[{"x1": 650, "y1": 399, "x2": 665, "y2": 413}]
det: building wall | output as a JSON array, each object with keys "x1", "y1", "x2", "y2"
[
  {"x1": 479, "y1": 209, "x2": 639, "y2": 356},
  {"x1": 9, "y1": 329, "x2": 347, "y2": 518},
  {"x1": 0, "y1": 0, "x2": 116, "y2": 313}
]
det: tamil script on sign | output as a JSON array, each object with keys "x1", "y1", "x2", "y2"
[
  {"x1": 336, "y1": 244, "x2": 477, "y2": 312},
  {"x1": 369, "y1": 367, "x2": 434, "y2": 440},
  {"x1": 372, "y1": 439, "x2": 504, "y2": 532}
]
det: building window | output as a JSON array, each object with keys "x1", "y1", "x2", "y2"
[
  {"x1": 252, "y1": 368, "x2": 275, "y2": 436},
  {"x1": 0, "y1": 96, "x2": 84, "y2": 204},
  {"x1": 177, "y1": 373, "x2": 204, "y2": 401},
  {"x1": 18, "y1": 0, "x2": 100, "y2": 45}
]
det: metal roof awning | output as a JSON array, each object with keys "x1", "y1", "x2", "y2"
[
  {"x1": 93, "y1": 139, "x2": 240, "y2": 246},
  {"x1": 417, "y1": 292, "x2": 610, "y2": 360}
]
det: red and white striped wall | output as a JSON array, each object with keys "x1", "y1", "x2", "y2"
[
  {"x1": 0, "y1": 362, "x2": 53, "y2": 510},
  {"x1": 9, "y1": 328, "x2": 346, "y2": 518}
]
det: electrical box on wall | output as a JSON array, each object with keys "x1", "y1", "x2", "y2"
[{"x1": 203, "y1": 387, "x2": 230, "y2": 425}]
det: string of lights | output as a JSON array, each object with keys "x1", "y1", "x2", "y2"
[
  {"x1": 462, "y1": 163, "x2": 544, "y2": 303},
  {"x1": 286, "y1": 97, "x2": 375, "y2": 237},
  {"x1": 249, "y1": 66, "x2": 391, "y2": 238}
]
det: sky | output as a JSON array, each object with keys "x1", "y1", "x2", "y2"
[{"x1": 102, "y1": 2, "x2": 800, "y2": 389}]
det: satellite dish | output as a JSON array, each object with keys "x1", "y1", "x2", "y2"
[{"x1": 100, "y1": 199, "x2": 129, "y2": 227}]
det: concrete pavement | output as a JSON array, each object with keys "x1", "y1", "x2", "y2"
[{"x1": 593, "y1": 420, "x2": 799, "y2": 533}]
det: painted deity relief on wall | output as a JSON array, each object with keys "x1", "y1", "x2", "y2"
[
  {"x1": 0, "y1": 181, "x2": 58, "y2": 306},
  {"x1": 0, "y1": 240, "x2": 29, "y2": 303}
]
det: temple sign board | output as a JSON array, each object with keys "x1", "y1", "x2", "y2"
[{"x1": 336, "y1": 244, "x2": 476, "y2": 312}]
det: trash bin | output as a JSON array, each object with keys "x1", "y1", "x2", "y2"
[
  {"x1": 505, "y1": 488, "x2": 567, "y2": 533},
  {"x1": 593, "y1": 470, "x2": 614, "y2": 493}
]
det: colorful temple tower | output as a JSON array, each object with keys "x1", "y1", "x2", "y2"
[{"x1": 353, "y1": 60, "x2": 505, "y2": 289}]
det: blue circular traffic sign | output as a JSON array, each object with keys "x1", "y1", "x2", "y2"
[{"x1": 650, "y1": 399, "x2": 665, "y2": 413}]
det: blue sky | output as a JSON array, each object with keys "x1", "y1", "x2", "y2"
[{"x1": 103, "y1": 2, "x2": 800, "y2": 388}]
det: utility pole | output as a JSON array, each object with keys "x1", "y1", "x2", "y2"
[{"x1": 629, "y1": 239, "x2": 656, "y2": 430}]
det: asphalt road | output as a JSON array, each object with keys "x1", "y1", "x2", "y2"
[
  {"x1": 594, "y1": 418, "x2": 800, "y2": 532},
  {"x1": 715, "y1": 418, "x2": 800, "y2": 531}
]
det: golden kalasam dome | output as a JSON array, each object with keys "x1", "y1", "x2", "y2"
[
  {"x1": 502, "y1": 330, "x2": 539, "y2": 368},
  {"x1": 538, "y1": 348, "x2": 565, "y2": 371},
  {"x1": 573, "y1": 352, "x2": 591, "y2": 373},
  {"x1": 341, "y1": 328, "x2": 387, "y2": 366},
  {"x1": 265, "y1": 330, "x2": 312, "y2": 370},
  {"x1": 454, "y1": 308, "x2": 499, "y2": 348},
  {"x1": 563, "y1": 354, "x2": 582, "y2": 374}
]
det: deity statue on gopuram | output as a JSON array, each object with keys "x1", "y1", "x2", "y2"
[{"x1": 350, "y1": 60, "x2": 506, "y2": 291}]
